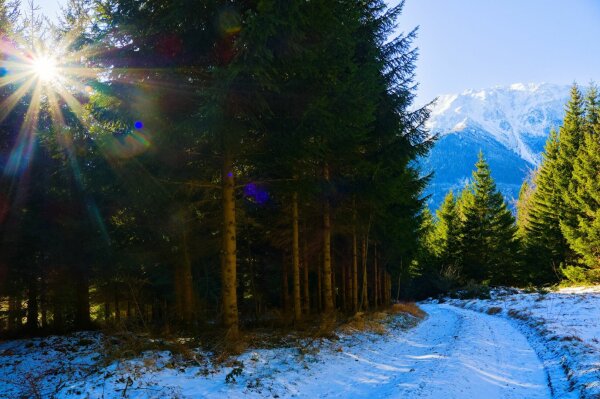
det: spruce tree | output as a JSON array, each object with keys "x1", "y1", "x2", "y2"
[
  {"x1": 553, "y1": 85, "x2": 586, "y2": 246},
  {"x1": 524, "y1": 131, "x2": 570, "y2": 283},
  {"x1": 561, "y1": 108, "x2": 600, "y2": 274},
  {"x1": 565, "y1": 133, "x2": 600, "y2": 270},
  {"x1": 583, "y1": 84, "x2": 599, "y2": 132},
  {"x1": 520, "y1": 85, "x2": 586, "y2": 283},
  {"x1": 458, "y1": 152, "x2": 519, "y2": 284}
]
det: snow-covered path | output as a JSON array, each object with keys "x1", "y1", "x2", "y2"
[
  {"x1": 249, "y1": 304, "x2": 552, "y2": 398},
  {"x1": 384, "y1": 304, "x2": 551, "y2": 398}
]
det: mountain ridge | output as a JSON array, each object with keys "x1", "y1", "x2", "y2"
[{"x1": 421, "y1": 82, "x2": 572, "y2": 209}]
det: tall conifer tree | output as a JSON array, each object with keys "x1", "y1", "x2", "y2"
[
  {"x1": 561, "y1": 86, "x2": 600, "y2": 274},
  {"x1": 458, "y1": 152, "x2": 518, "y2": 284}
]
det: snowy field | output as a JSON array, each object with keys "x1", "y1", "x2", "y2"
[{"x1": 1, "y1": 288, "x2": 599, "y2": 398}]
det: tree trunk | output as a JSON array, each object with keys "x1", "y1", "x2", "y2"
[
  {"x1": 221, "y1": 153, "x2": 239, "y2": 338},
  {"x1": 340, "y1": 260, "x2": 346, "y2": 311},
  {"x1": 248, "y1": 243, "x2": 260, "y2": 321},
  {"x1": 104, "y1": 302, "x2": 110, "y2": 322},
  {"x1": 178, "y1": 225, "x2": 195, "y2": 324},
  {"x1": 40, "y1": 278, "x2": 47, "y2": 328},
  {"x1": 373, "y1": 244, "x2": 378, "y2": 308},
  {"x1": 291, "y1": 193, "x2": 302, "y2": 322},
  {"x1": 8, "y1": 295, "x2": 20, "y2": 330},
  {"x1": 387, "y1": 272, "x2": 392, "y2": 305},
  {"x1": 282, "y1": 253, "x2": 289, "y2": 313},
  {"x1": 114, "y1": 287, "x2": 120, "y2": 322},
  {"x1": 331, "y1": 256, "x2": 336, "y2": 309},
  {"x1": 396, "y1": 258, "x2": 402, "y2": 302},
  {"x1": 302, "y1": 227, "x2": 310, "y2": 315},
  {"x1": 26, "y1": 278, "x2": 38, "y2": 330},
  {"x1": 352, "y1": 221, "x2": 358, "y2": 312},
  {"x1": 53, "y1": 299, "x2": 62, "y2": 330},
  {"x1": 75, "y1": 270, "x2": 91, "y2": 329},
  {"x1": 322, "y1": 165, "x2": 334, "y2": 313},
  {"x1": 360, "y1": 236, "x2": 369, "y2": 311},
  {"x1": 317, "y1": 253, "x2": 322, "y2": 312}
]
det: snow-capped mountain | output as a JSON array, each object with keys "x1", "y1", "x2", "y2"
[{"x1": 421, "y1": 83, "x2": 571, "y2": 209}]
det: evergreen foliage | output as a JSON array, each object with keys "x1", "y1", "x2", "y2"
[
  {"x1": 457, "y1": 152, "x2": 519, "y2": 285},
  {"x1": 0, "y1": 0, "x2": 432, "y2": 335},
  {"x1": 517, "y1": 84, "x2": 600, "y2": 283},
  {"x1": 561, "y1": 86, "x2": 600, "y2": 275}
]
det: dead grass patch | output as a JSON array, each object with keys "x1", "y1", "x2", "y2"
[
  {"x1": 339, "y1": 311, "x2": 388, "y2": 335},
  {"x1": 507, "y1": 309, "x2": 533, "y2": 322},
  {"x1": 390, "y1": 302, "x2": 426, "y2": 319},
  {"x1": 486, "y1": 307, "x2": 502, "y2": 315}
]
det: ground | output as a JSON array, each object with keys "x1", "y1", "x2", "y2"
[{"x1": 1, "y1": 287, "x2": 599, "y2": 398}]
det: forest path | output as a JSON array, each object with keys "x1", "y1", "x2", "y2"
[
  {"x1": 378, "y1": 304, "x2": 552, "y2": 398},
  {"x1": 257, "y1": 303, "x2": 553, "y2": 398}
]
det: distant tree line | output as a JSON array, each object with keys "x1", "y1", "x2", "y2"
[
  {"x1": 414, "y1": 84, "x2": 600, "y2": 296},
  {"x1": 0, "y1": 0, "x2": 433, "y2": 336}
]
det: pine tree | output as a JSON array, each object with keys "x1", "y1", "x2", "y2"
[{"x1": 458, "y1": 152, "x2": 519, "y2": 284}]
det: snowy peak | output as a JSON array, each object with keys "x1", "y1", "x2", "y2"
[{"x1": 427, "y1": 83, "x2": 570, "y2": 165}]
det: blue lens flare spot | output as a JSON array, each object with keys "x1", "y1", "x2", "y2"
[
  {"x1": 0, "y1": 67, "x2": 8, "y2": 77},
  {"x1": 134, "y1": 121, "x2": 143, "y2": 129},
  {"x1": 227, "y1": 172, "x2": 233, "y2": 178},
  {"x1": 244, "y1": 182, "x2": 269, "y2": 205}
]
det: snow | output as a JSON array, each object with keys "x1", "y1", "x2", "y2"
[
  {"x1": 427, "y1": 83, "x2": 571, "y2": 165},
  {"x1": 3, "y1": 290, "x2": 599, "y2": 398},
  {"x1": 0, "y1": 304, "x2": 561, "y2": 399},
  {"x1": 387, "y1": 304, "x2": 550, "y2": 399},
  {"x1": 446, "y1": 287, "x2": 600, "y2": 398}
]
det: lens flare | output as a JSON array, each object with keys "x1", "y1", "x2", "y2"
[{"x1": 31, "y1": 55, "x2": 59, "y2": 82}]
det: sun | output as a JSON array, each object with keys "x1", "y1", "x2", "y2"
[{"x1": 31, "y1": 55, "x2": 59, "y2": 83}]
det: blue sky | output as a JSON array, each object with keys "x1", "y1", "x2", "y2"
[
  {"x1": 38, "y1": 0, "x2": 600, "y2": 104},
  {"x1": 395, "y1": 0, "x2": 600, "y2": 103}
]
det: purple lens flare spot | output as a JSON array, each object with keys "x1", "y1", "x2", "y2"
[
  {"x1": 244, "y1": 182, "x2": 269, "y2": 205},
  {"x1": 134, "y1": 121, "x2": 143, "y2": 129}
]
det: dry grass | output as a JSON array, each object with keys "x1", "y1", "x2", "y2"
[
  {"x1": 390, "y1": 302, "x2": 427, "y2": 319},
  {"x1": 507, "y1": 309, "x2": 533, "y2": 322},
  {"x1": 100, "y1": 330, "x2": 205, "y2": 367},
  {"x1": 98, "y1": 303, "x2": 428, "y2": 367},
  {"x1": 339, "y1": 303, "x2": 426, "y2": 335},
  {"x1": 339, "y1": 312, "x2": 388, "y2": 335},
  {"x1": 486, "y1": 307, "x2": 502, "y2": 315}
]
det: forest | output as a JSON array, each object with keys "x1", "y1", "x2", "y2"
[{"x1": 0, "y1": 0, "x2": 599, "y2": 342}]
